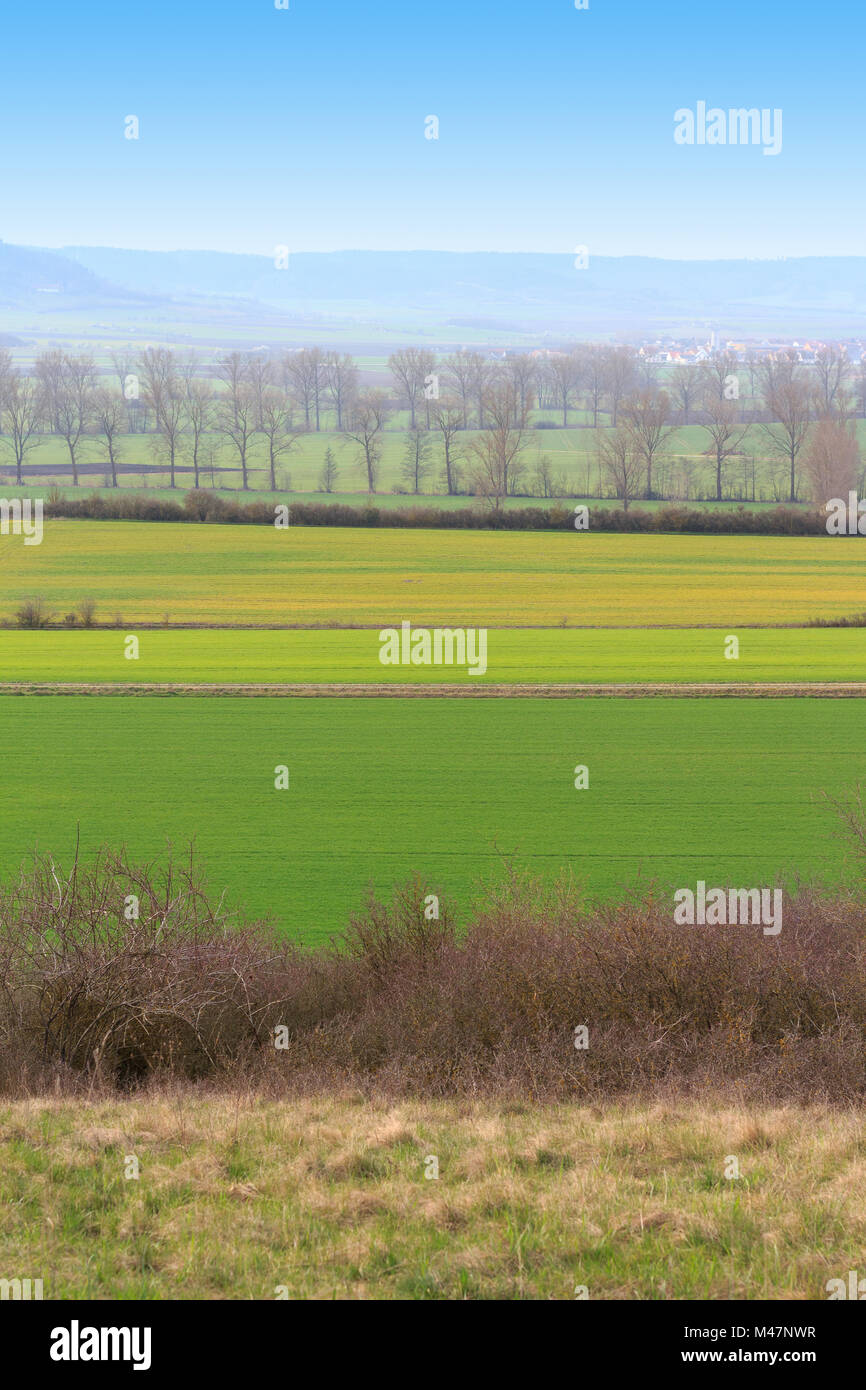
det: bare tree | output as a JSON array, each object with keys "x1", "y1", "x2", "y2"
[
  {"x1": 634, "y1": 355, "x2": 658, "y2": 390},
  {"x1": 0, "y1": 348, "x2": 15, "y2": 417},
  {"x1": 283, "y1": 348, "x2": 325, "y2": 431},
  {"x1": 240, "y1": 354, "x2": 272, "y2": 429},
  {"x1": 759, "y1": 360, "x2": 811, "y2": 503},
  {"x1": 581, "y1": 345, "x2": 605, "y2": 428},
  {"x1": 804, "y1": 416, "x2": 860, "y2": 504},
  {"x1": 602, "y1": 346, "x2": 636, "y2": 428},
  {"x1": 813, "y1": 346, "x2": 853, "y2": 420},
  {"x1": 598, "y1": 425, "x2": 642, "y2": 511},
  {"x1": 702, "y1": 352, "x2": 741, "y2": 403},
  {"x1": 469, "y1": 380, "x2": 532, "y2": 508},
  {"x1": 621, "y1": 388, "x2": 673, "y2": 498},
  {"x1": 107, "y1": 345, "x2": 140, "y2": 431},
  {"x1": 430, "y1": 397, "x2": 465, "y2": 495},
  {"x1": 0, "y1": 368, "x2": 43, "y2": 484},
  {"x1": 324, "y1": 352, "x2": 358, "y2": 431},
  {"x1": 342, "y1": 389, "x2": 390, "y2": 493},
  {"x1": 259, "y1": 386, "x2": 301, "y2": 490},
  {"x1": 534, "y1": 452, "x2": 554, "y2": 498},
  {"x1": 670, "y1": 364, "x2": 701, "y2": 424},
  {"x1": 505, "y1": 354, "x2": 537, "y2": 425},
  {"x1": 216, "y1": 351, "x2": 249, "y2": 419},
  {"x1": 180, "y1": 357, "x2": 213, "y2": 490},
  {"x1": 442, "y1": 349, "x2": 476, "y2": 428},
  {"x1": 139, "y1": 348, "x2": 184, "y2": 487},
  {"x1": 547, "y1": 350, "x2": 581, "y2": 426},
  {"x1": 92, "y1": 386, "x2": 127, "y2": 487},
  {"x1": 699, "y1": 392, "x2": 748, "y2": 501},
  {"x1": 216, "y1": 383, "x2": 260, "y2": 490},
  {"x1": 109, "y1": 346, "x2": 136, "y2": 397},
  {"x1": 401, "y1": 426, "x2": 433, "y2": 493},
  {"x1": 34, "y1": 348, "x2": 65, "y2": 433},
  {"x1": 468, "y1": 351, "x2": 497, "y2": 429},
  {"x1": 51, "y1": 352, "x2": 97, "y2": 486},
  {"x1": 388, "y1": 348, "x2": 435, "y2": 429}
]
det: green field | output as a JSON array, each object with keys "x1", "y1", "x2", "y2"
[
  {"x1": 0, "y1": 696, "x2": 859, "y2": 944},
  {"x1": 3, "y1": 522, "x2": 863, "y2": 627},
  {"x1": 1, "y1": 626, "x2": 864, "y2": 684}
]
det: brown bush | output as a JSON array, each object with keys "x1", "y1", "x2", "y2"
[
  {"x1": 42, "y1": 488, "x2": 831, "y2": 536},
  {"x1": 2, "y1": 851, "x2": 866, "y2": 1102},
  {"x1": 14, "y1": 595, "x2": 54, "y2": 629}
]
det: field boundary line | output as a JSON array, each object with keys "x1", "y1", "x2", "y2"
[{"x1": 1, "y1": 682, "x2": 865, "y2": 698}]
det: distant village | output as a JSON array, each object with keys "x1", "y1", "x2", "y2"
[
  {"x1": 635, "y1": 334, "x2": 866, "y2": 369},
  {"x1": 484, "y1": 335, "x2": 866, "y2": 370}
]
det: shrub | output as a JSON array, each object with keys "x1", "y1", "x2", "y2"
[
  {"x1": 3, "y1": 846, "x2": 866, "y2": 1102},
  {"x1": 14, "y1": 596, "x2": 53, "y2": 629},
  {"x1": 0, "y1": 847, "x2": 293, "y2": 1093},
  {"x1": 41, "y1": 488, "x2": 834, "y2": 535},
  {"x1": 76, "y1": 598, "x2": 97, "y2": 628}
]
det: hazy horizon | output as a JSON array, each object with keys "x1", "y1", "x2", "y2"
[{"x1": 24, "y1": 244, "x2": 857, "y2": 265}]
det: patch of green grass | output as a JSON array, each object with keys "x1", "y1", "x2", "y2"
[
  {"x1": 0, "y1": 695, "x2": 860, "y2": 944},
  {"x1": 0, "y1": 626, "x2": 863, "y2": 683}
]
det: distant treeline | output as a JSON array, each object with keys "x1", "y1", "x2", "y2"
[
  {"x1": 43, "y1": 489, "x2": 832, "y2": 535},
  {"x1": 1, "y1": 343, "x2": 863, "y2": 505}
]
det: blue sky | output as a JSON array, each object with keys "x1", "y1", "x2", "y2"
[{"x1": 0, "y1": 0, "x2": 859, "y2": 258}]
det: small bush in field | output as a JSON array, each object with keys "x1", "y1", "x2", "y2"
[
  {"x1": 76, "y1": 598, "x2": 97, "y2": 628},
  {"x1": 14, "y1": 596, "x2": 53, "y2": 629}
]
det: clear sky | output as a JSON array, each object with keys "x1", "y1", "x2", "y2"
[{"x1": 0, "y1": 0, "x2": 859, "y2": 259}]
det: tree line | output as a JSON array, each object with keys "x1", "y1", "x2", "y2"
[{"x1": 0, "y1": 343, "x2": 862, "y2": 506}]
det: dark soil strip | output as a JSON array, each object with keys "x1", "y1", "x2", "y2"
[{"x1": 1, "y1": 682, "x2": 865, "y2": 698}]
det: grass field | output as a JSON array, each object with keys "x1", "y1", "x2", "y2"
[
  {"x1": 1, "y1": 1094, "x2": 861, "y2": 1299},
  {"x1": 0, "y1": 695, "x2": 859, "y2": 943},
  {"x1": 2, "y1": 626, "x2": 865, "y2": 684},
  {"x1": 3, "y1": 522, "x2": 863, "y2": 627}
]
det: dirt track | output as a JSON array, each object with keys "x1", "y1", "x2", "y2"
[{"x1": 1, "y1": 682, "x2": 865, "y2": 698}]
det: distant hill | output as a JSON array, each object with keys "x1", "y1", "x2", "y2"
[
  {"x1": 1, "y1": 243, "x2": 864, "y2": 337},
  {"x1": 0, "y1": 242, "x2": 149, "y2": 312}
]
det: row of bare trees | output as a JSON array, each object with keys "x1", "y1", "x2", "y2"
[
  {"x1": 0, "y1": 347, "x2": 327, "y2": 489},
  {"x1": 597, "y1": 351, "x2": 862, "y2": 508},
  {"x1": 1, "y1": 342, "x2": 862, "y2": 503},
  {"x1": 388, "y1": 344, "x2": 647, "y2": 431}
]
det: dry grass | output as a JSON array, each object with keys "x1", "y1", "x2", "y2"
[{"x1": 0, "y1": 1092, "x2": 862, "y2": 1299}]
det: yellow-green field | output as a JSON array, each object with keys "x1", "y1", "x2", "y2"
[
  {"x1": 0, "y1": 1094, "x2": 860, "y2": 1300},
  {"x1": 1, "y1": 626, "x2": 864, "y2": 684},
  {"x1": 3, "y1": 521, "x2": 864, "y2": 626}
]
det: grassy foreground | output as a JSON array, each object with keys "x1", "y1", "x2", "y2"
[
  {"x1": 3, "y1": 522, "x2": 863, "y2": 626},
  {"x1": 2, "y1": 626, "x2": 866, "y2": 684},
  {"x1": 0, "y1": 1094, "x2": 859, "y2": 1300}
]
